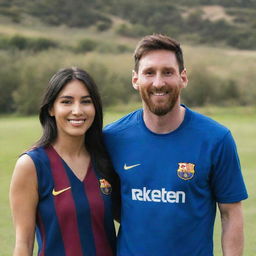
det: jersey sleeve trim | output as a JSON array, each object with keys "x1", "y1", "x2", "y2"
[{"x1": 216, "y1": 193, "x2": 248, "y2": 203}]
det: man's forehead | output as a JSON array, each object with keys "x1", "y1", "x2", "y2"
[{"x1": 139, "y1": 50, "x2": 179, "y2": 70}]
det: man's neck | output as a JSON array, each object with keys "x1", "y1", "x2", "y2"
[{"x1": 143, "y1": 103, "x2": 186, "y2": 134}]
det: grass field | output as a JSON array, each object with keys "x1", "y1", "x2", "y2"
[{"x1": 0, "y1": 106, "x2": 255, "y2": 255}]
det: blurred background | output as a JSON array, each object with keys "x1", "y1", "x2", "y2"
[
  {"x1": 0, "y1": 0, "x2": 256, "y2": 113},
  {"x1": 0, "y1": 0, "x2": 255, "y2": 255}
]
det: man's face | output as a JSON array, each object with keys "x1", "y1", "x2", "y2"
[{"x1": 132, "y1": 50, "x2": 188, "y2": 116}]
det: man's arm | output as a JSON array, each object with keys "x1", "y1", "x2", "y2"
[{"x1": 218, "y1": 202, "x2": 244, "y2": 256}]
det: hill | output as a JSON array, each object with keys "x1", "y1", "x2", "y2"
[
  {"x1": 0, "y1": 0, "x2": 256, "y2": 50},
  {"x1": 0, "y1": 0, "x2": 256, "y2": 115}
]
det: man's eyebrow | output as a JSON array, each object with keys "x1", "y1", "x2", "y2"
[{"x1": 142, "y1": 67, "x2": 154, "y2": 71}]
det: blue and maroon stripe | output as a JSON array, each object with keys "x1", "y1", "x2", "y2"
[
  {"x1": 84, "y1": 163, "x2": 114, "y2": 256},
  {"x1": 36, "y1": 213, "x2": 46, "y2": 256},
  {"x1": 45, "y1": 146, "x2": 83, "y2": 256}
]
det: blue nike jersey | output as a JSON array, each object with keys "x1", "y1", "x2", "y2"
[
  {"x1": 26, "y1": 146, "x2": 116, "y2": 256},
  {"x1": 103, "y1": 106, "x2": 248, "y2": 256}
]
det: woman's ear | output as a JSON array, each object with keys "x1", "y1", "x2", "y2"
[{"x1": 49, "y1": 107, "x2": 54, "y2": 117}]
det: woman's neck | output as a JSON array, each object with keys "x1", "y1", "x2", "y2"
[{"x1": 52, "y1": 135, "x2": 88, "y2": 159}]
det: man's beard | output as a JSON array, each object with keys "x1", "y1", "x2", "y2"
[{"x1": 140, "y1": 86, "x2": 181, "y2": 116}]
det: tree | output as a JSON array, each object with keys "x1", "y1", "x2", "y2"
[{"x1": 0, "y1": 53, "x2": 20, "y2": 113}]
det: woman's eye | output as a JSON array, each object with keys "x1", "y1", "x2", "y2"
[
  {"x1": 82, "y1": 99, "x2": 92, "y2": 104},
  {"x1": 61, "y1": 100, "x2": 71, "y2": 104}
]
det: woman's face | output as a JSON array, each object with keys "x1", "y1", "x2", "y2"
[{"x1": 49, "y1": 79, "x2": 95, "y2": 140}]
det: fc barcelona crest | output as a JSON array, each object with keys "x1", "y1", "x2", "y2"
[
  {"x1": 177, "y1": 163, "x2": 195, "y2": 180},
  {"x1": 99, "y1": 179, "x2": 112, "y2": 195}
]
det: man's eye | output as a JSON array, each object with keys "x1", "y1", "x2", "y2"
[{"x1": 165, "y1": 71, "x2": 173, "y2": 75}]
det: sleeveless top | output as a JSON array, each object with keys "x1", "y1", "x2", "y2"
[{"x1": 27, "y1": 145, "x2": 116, "y2": 256}]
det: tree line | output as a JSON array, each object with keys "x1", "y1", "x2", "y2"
[
  {"x1": 0, "y1": 0, "x2": 255, "y2": 114},
  {"x1": 0, "y1": 0, "x2": 256, "y2": 50},
  {"x1": 0, "y1": 48, "x2": 255, "y2": 115}
]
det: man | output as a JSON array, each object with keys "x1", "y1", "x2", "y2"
[{"x1": 104, "y1": 34, "x2": 248, "y2": 256}]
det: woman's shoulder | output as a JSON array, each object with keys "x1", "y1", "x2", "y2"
[
  {"x1": 25, "y1": 146, "x2": 43, "y2": 157},
  {"x1": 25, "y1": 146, "x2": 50, "y2": 164},
  {"x1": 16, "y1": 146, "x2": 46, "y2": 175},
  {"x1": 16, "y1": 153, "x2": 35, "y2": 170},
  {"x1": 12, "y1": 153, "x2": 37, "y2": 186}
]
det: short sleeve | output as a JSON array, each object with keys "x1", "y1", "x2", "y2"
[{"x1": 210, "y1": 131, "x2": 248, "y2": 203}]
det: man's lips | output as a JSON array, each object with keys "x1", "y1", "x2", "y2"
[
  {"x1": 152, "y1": 92, "x2": 168, "y2": 96},
  {"x1": 150, "y1": 90, "x2": 169, "y2": 96}
]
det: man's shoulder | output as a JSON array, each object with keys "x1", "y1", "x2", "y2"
[
  {"x1": 187, "y1": 107, "x2": 230, "y2": 137},
  {"x1": 104, "y1": 109, "x2": 142, "y2": 136},
  {"x1": 189, "y1": 107, "x2": 227, "y2": 129}
]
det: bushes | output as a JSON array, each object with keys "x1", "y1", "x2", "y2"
[
  {"x1": 182, "y1": 66, "x2": 243, "y2": 106},
  {"x1": 0, "y1": 35, "x2": 58, "y2": 52},
  {"x1": 0, "y1": 53, "x2": 20, "y2": 113},
  {"x1": 30, "y1": 38, "x2": 58, "y2": 52},
  {"x1": 0, "y1": 50, "x2": 136, "y2": 115},
  {"x1": 11, "y1": 54, "x2": 62, "y2": 115},
  {"x1": 85, "y1": 62, "x2": 135, "y2": 106},
  {"x1": 0, "y1": 4, "x2": 22, "y2": 23},
  {"x1": 75, "y1": 38, "x2": 132, "y2": 54},
  {"x1": 112, "y1": 1, "x2": 256, "y2": 50},
  {"x1": 182, "y1": 66, "x2": 220, "y2": 106},
  {"x1": 96, "y1": 21, "x2": 112, "y2": 31},
  {"x1": 6, "y1": 36, "x2": 132, "y2": 55},
  {"x1": 1, "y1": 0, "x2": 256, "y2": 50},
  {"x1": 116, "y1": 24, "x2": 153, "y2": 38},
  {"x1": 226, "y1": 30, "x2": 256, "y2": 50},
  {"x1": 28, "y1": 0, "x2": 112, "y2": 28},
  {"x1": 0, "y1": 46, "x2": 255, "y2": 115},
  {"x1": 76, "y1": 39, "x2": 98, "y2": 53}
]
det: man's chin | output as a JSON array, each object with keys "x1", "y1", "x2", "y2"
[{"x1": 150, "y1": 106, "x2": 173, "y2": 116}]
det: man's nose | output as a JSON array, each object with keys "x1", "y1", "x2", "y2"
[{"x1": 152, "y1": 74, "x2": 165, "y2": 88}]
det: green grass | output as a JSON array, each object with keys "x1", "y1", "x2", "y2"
[
  {"x1": 1, "y1": 106, "x2": 255, "y2": 255},
  {"x1": 0, "y1": 116, "x2": 41, "y2": 255}
]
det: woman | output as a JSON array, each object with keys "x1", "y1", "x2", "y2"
[{"x1": 10, "y1": 67, "x2": 117, "y2": 256}]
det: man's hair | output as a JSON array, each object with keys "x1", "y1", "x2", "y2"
[{"x1": 134, "y1": 34, "x2": 184, "y2": 73}]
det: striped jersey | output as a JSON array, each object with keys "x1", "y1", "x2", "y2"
[{"x1": 26, "y1": 145, "x2": 116, "y2": 256}]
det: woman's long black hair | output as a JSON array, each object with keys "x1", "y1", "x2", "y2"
[{"x1": 36, "y1": 67, "x2": 116, "y2": 184}]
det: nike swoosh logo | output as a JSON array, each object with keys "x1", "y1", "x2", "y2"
[
  {"x1": 124, "y1": 163, "x2": 141, "y2": 170},
  {"x1": 52, "y1": 186, "x2": 71, "y2": 196}
]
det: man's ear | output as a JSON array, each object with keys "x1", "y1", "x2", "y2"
[
  {"x1": 132, "y1": 70, "x2": 139, "y2": 90},
  {"x1": 180, "y1": 68, "x2": 188, "y2": 88}
]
